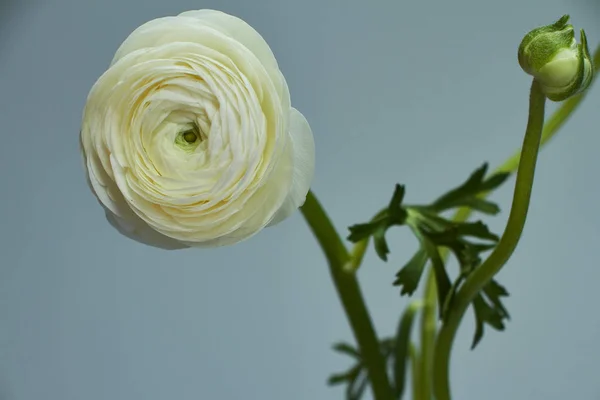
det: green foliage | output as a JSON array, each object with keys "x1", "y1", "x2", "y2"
[
  {"x1": 392, "y1": 302, "x2": 422, "y2": 399},
  {"x1": 346, "y1": 163, "x2": 511, "y2": 348},
  {"x1": 328, "y1": 340, "x2": 395, "y2": 400},
  {"x1": 348, "y1": 185, "x2": 407, "y2": 261},
  {"x1": 430, "y1": 163, "x2": 509, "y2": 214},
  {"x1": 328, "y1": 301, "x2": 421, "y2": 399},
  {"x1": 471, "y1": 280, "x2": 510, "y2": 349}
]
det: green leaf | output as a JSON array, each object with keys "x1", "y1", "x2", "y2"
[
  {"x1": 347, "y1": 370, "x2": 369, "y2": 400},
  {"x1": 328, "y1": 371, "x2": 353, "y2": 386},
  {"x1": 328, "y1": 364, "x2": 361, "y2": 386},
  {"x1": 327, "y1": 337, "x2": 397, "y2": 400},
  {"x1": 426, "y1": 221, "x2": 499, "y2": 244},
  {"x1": 393, "y1": 301, "x2": 422, "y2": 399},
  {"x1": 484, "y1": 279, "x2": 510, "y2": 319},
  {"x1": 455, "y1": 221, "x2": 499, "y2": 241},
  {"x1": 479, "y1": 172, "x2": 511, "y2": 192},
  {"x1": 441, "y1": 273, "x2": 467, "y2": 320},
  {"x1": 393, "y1": 248, "x2": 429, "y2": 295},
  {"x1": 429, "y1": 164, "x2": 510, "y2": 214},
  {"x1": 388, "y1": 184, "x2": 407, "y2": 222},
  {"x1": 347, "y1": 184, "x2": 408, "y2": 262},
  {"x1": 373, "y1": 226, "x2": 391, "y2": 261},
  {"x1": 420, "y1": 235, "x2": 452, "y2": 317},
  {"x1": 410, "y1": 208, "x2": 454, "y2": 231},
  {"x1": 453, "y1": 197, "x2": 501, "y2": 215},
  {"x1": 347, "y1": 219, "x2": 386, "y2": 243},
  {"x1": 332, "y1": 342, "x2": 361, "y2": 360},
  {"x1": 471, "y1": 291, "x2": 508, "y2": 349},
  {"x1": 431, "y1": 163, "x2": 489, "y2": 211}
]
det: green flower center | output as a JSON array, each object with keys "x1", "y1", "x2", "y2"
[
  {"x1": 174, "y1": 124, "x2": 204, "y2": 152},
  {"x1": 183, "y1": 130, "x2": 198, "y2": 144}
]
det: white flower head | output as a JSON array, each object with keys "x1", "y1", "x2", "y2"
[{"x1": 80, "y1": 10, "x2": 315, "y2": 249}]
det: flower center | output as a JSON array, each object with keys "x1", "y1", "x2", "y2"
[
  {"x1": 174, "y1": 124, "x2": 204, "y2": 152},
  {"x1": 183, "y1": 129, "x2": 198, "y2": 144}
]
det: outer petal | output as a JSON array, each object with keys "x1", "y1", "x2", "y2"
[
  {"x1": 86, "y1": 170, "x2": 187, "y2": 250},
  {"x1": 268, "y1": 108, "x2": 315, "y2": 226},
  {"x1": 178, "y1": 10, "x2": 291, "y2": 115},
  {"x1": 177, "y1": 10, "x2": 279, "y2": 72},
  {"x1": 81, "y1": 136, "x2": 187, "y2": 250},
  {"x1": 111, "y1": 10, "x2": 291, "y2": 118},
  {"x1": 105, "y1": 209, "x2": 188, "y2": 250}
]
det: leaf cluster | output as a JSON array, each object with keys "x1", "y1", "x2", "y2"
[{"x1": 347, "y1": 164, "x2": 511, "y2": 348}]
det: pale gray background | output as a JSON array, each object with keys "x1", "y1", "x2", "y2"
[{"x1": 0, "y1": 0, "x2": 598, "y2": 399}]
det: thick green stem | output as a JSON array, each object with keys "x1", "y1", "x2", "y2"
[
  {"x1": 300, "y1": 192, "x2": 394, "y2": 400},
  {"x1": 433, "y1": 80, "x2": 546, "y2": 400}
]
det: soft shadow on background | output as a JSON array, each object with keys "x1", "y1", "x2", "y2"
[{"x1": 1, "y1": 0, "x2": 600, "y2": 399}]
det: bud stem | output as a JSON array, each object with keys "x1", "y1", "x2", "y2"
[{"x1": 433, "y1": 79, "x2": 546, "y2": 400}]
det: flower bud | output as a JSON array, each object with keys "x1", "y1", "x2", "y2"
[{"x1": 518, "y1": 15, "x2": 593, "y2": 101}]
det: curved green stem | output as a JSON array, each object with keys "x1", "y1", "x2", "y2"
[
  {"x1": 433, "y1": 79, "x2": 546, "y2": 400},
  {"x1": 300, "y1": 192, "x2": 394, "y2": 400},
  {"x1": 420, "y1": 42, "x2": 600, "y2": 336}
]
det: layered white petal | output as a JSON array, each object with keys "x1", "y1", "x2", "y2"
[
  {"x1": 80, "y1": 10, "x2": 314, "y2": 249},
  {"x1": 81, "y1": 137, "x2": 186, "y2": 249},
  {"x1": 268, "y1": 108, "x2": 315, "y2": 226}
]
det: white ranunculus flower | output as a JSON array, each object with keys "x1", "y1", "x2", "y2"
[{"x1": 80, "y1": 9, "x2": 315, "y2": 249}]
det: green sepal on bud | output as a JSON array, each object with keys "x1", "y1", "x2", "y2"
[{"x1": 518, "y1": 15, "x2": 593, "y2": 101}]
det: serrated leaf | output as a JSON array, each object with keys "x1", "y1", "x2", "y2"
[
  {"x1": 347, "y1": 219, "x2": 385, "y2": 243},
  {"x1": 393, "y1": 301, "x2": 422, "y2": 399},
  {"x1": 468, "y1": 242, "x2": 497, "y2": 253},
  {"x1": 373, "y1": 226, "x2": 391, "y2": 261},
  {"x1": 452, "y1": 241, "x2": 497, "y2": 274},
  {"x1": 347, "y1": 184, "x2": 407, "y2": 261},
  {"x1": 441, "y1": 273, "x2": 467, "y2": 320},
  {"x1": 471, "y1": 293, "x2": 507, "y2": 349},
  {"x1": 471, "y1": 299, "x2": 485, "y2": 349},
  {"x1": 486, "y1": 279, "x2": 509, "y2": 297},
  {"x1": 427, "y1": 221, "x2": 499, "y2": 244},
  {"x1": 328, "y1": 363, "x2": 361, "y2": 386},
  {"x1": 410, "y1": 208, "x2": 454, "y2": 231},
  {"x1": 328, "y1": 371, "x2": 354, "y2": 386},
  {"x1": 393, "y1": 248, "x2": 429, "y2": 295},
  {"x1": 388, "y1": 184, "x2": 407, "y2": 222},
  {"x1": 347, "y1": 370, "x2": 369, "y2": 400},
  {"x1": 429, "y1": 164, "x2": 511, "y2": 216},
  {"x1": 484, "y1": 280, "x2": 510, "y2": 319},
  {"x1": 455, "y1": 221, "x2": 499, "y2": 241},
  {"x1": 455, "y1": 197, "x2": 501, "y2": 215},
  {"x1": 332, "y1": 342, "x2": 361, "y2": 360},
  {"x1": 479, "y1": 172, "x2": 510, "y2": 192},
  {"x1": 456, "y1": 243, "x2": 482, "y2": 271},
  {"x1": 327, "y1": 337, "x2": 397, "y2": 400},
  {"x1": 430, "y1": 163, "x2": 489, "y2": 211},
  {"x1": 420, "y1": 235, "x2": 452, "y2": 317}
]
